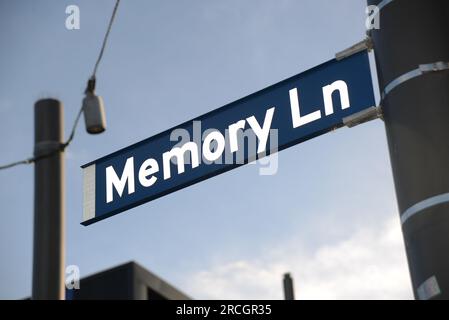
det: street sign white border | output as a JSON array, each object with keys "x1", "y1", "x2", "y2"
[{"x1": 83, "y1": 164, "x2": 96, "y2": 223}]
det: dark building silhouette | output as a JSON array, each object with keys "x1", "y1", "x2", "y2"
[{"x1": 67, "y1": 261, "x2": 190, "y2": 300}]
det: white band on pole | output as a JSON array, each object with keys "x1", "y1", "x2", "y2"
[
  {"x1": 377, "y1": 0, "x2": 395, "y2": 11},
  {"x1": 401, "y1": 192, "x2": 449, "y2": 225},
  {"x1": 382, "y1": 62, "x2": 449, "y2": 100}
]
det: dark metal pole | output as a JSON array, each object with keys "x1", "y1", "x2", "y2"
[
  {"x1": 368, "y1": 0, "x2": 449, "y2": 299},
  {"x1": 32, "y1": 99, "x2": 65, "y2": 300},
  {"x1": 283, "y1": 273, "x2": 295, "y2": 300}
]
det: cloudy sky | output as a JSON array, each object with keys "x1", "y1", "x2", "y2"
[{"x1": 0, "y1": 0, "x2": 413, "y2": 299}]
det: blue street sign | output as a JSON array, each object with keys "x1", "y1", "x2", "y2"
[{"x1": 82, "y1": 50, "x2": 376, "y2": 225}]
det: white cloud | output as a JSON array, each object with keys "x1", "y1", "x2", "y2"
[{"x1": 184, "y1": 217, "x2": 413, "y2": 300}]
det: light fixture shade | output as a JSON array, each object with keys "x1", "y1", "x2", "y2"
[{"x1": 83, "y1": 93, "x2": 106, "y2": 134}]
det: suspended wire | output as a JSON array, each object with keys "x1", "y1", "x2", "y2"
[
  {"x1": 62, "y1": 105, "x2": 84, "y2": 149},
  {"x1": 91, "y1": 0, "x2": 121, "y2": 79},
  {"x1": 0, "y1": 157, "x2": 35, "y2": 170},
  {"x1": 0, "y1": 0, "x2": 121, "y2": 171},
  {"x1": 0, "y1": 100, "x2": 85, "y2": 170}
]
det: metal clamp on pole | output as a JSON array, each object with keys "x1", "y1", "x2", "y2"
[
  {"x1": 335, "y1": 37, "x2": 373, "y2": 60},
  {"x1": 343, "y1": 106, "x2": 383, "y2": 128},
  {"x1": 34, "y1": 141, "x2": 64, "y2": 158},
  {"x1": 382, "y1": 61, "x2": 449, "y2": 100}
]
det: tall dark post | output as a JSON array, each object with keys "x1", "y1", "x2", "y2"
[
  {"x1": 283, "y1": 273, "x2": 295, "y2": 300},
  {"x1": 368, "y1": 0, "x2": 449, "y2": 299},
  {"x1": 32, "y1": 99, "x2": 65, "y2": 300}
]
